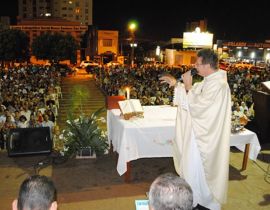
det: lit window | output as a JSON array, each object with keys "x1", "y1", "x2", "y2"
[{"x1": 103, "y1": 39, "x2": 113, "y2": 47}]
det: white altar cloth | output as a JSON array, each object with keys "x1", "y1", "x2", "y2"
[{"x1": 107, "y1": 105, "x2": 261, "y2": 176}]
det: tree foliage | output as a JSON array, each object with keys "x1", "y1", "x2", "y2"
[
  {"x1": 0, "y1": 29, "x2": 30, "y2": 62},
  {"x1": 32, "y1": 32, "x2": 78, "y2": 63}
]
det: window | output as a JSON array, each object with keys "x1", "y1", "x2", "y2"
[{"x1": 103, "y1": 39, "x2": 113, "y2": 47}]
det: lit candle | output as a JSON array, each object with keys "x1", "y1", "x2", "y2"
[{"x1": 126, "y1": 88, "x2": 130, "y2": 100}]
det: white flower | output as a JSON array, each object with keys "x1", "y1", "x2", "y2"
[
  {"x1": 67, "y1": 131, "x2": 74, "y2": 136},
  {"x1": 98, "y1": 117, "x2": 106, "y2": 123},
  {"x1": 101, "y1": 130, "x2": 108, "y2": 137}
]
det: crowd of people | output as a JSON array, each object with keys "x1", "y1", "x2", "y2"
[
  {"x1": 95, "y1": 64, "x2": 269, "y2": 124},
  {"x1": 94, "y1": 65, "x2": 191, "y2": 106},
  {"x1": 2, "y1": 56, "x2": 270, "y2": 210},
  {"x1": 0, "y1": 64, "x2": 63, "y2": 148},
  {"x1": 228, "y1": 68, "x2": 269, "y2": 122}
]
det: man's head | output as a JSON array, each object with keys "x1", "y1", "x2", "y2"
[
  {"x1": 149, "y1": 173, "x2": 193, "y2": 210},
  {"x1": 13, "y1": 175, "x2": 57, "y2": 210},
  {"x1": 195, "y1": 49, "x2": 219, "y2": 77}
]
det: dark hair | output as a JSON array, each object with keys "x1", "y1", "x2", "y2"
[
  {"x1": 197, "y1": 49, "x2": 219, "y2": 70},
  {"x1": 17, "y1": 175, "x2": 57, "y2": 210},
  {"x1": 149, "y1": 173, "x2": 193, "y2": 210},
  {"x1": 19, "y1": 115, "x2": 27, "y2": 122}
]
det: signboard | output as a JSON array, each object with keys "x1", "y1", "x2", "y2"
[
  {"x1": 183, "y1": 32, "x2": 213, "y2": 49},
  {"x1": 222, "y1": 41, "x2": 270, "y2": 48}
]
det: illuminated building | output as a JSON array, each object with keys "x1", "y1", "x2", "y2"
[{"x1": 18, "y1": 0, "x2": 92, "y2": 26}]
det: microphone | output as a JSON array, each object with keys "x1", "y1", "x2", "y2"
[{"x1": 177, "y1": 68, "x2": 198, "y2": 82}]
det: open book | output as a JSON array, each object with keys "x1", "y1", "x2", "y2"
[{"x1": 118, "y1": 99, "x2": 144, "y2": 120}]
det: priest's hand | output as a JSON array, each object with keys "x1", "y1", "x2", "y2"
[
  {"x1": 159, "y1": 74, "x2": 177, "y2": 87},
  {"x1": 181, "y1": 71, "x2": 193, "y2": 91}
]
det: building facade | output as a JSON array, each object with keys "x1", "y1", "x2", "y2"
[
  {"x1": 18, "y1": 0, "x2": 92, "y2": 26},
  {"x1": 97, "y1": 30, "x2": 118, "y2": 56},
  {"x1": 84, "y1": 29, "x2": 119, "y2": 63},
  {"x1": 94, "y1": 30, "x2": 119, "y2": 63},
  {"x1": 10, "y1": 18, "x2": 88, "y2": 64},
  {"x1": 11, "y1": 18, "x2": 87, "y2": 46},
  {"x1": 165, "y1": 49, "x2": 196, "y2": 66}
]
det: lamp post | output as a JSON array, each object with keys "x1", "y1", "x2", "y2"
[{"x1": 128, "y1": 21, "x2": 137, "y2": 67}]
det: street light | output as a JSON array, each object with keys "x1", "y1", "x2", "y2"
[{"x1": 128, "y1": 21, "x2": 138, "y2": 67}]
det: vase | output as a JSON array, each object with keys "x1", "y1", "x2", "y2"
[{"x1": 76, "y1": 146, "x2": 96, "y2": 159}]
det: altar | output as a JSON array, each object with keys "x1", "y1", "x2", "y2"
[{"x1": 107, "y1": 105, "x2": 261, "y2": 180}]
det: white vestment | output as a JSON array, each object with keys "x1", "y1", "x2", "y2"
[{"x1": 173, "y1": 70, "x2": 231, "y2": 209}]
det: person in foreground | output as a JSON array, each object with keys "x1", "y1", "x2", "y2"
[
  {"x1": 149, "y1": 173, "x2": 193, "y2": 210},
  {"x1": 159, "y1": 49, "x2": 231, "y2": 210},
  {"x1": 12, "y1": 175, "x2": 57, "y2": 210}
]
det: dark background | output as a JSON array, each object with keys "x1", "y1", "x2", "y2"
[{"x1": 1, "y1": 0, "x2": 269, "y2": 42}]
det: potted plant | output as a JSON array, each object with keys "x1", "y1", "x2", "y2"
[{"x1": 60, "y1": 107, "x2": 109, "y2": 158}]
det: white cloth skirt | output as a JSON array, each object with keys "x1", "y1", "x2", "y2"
[{"x1": 186, "y1": 130, "x2": 221, "y2": 210}]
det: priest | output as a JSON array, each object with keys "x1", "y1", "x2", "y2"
[{"x1": 159, "y1": 49, "x2": 231, "y2": 210}]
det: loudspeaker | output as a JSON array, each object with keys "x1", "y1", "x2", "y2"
[
  {"x1": 252, "y1": 90, "x2": 270, "y2": 145},
  {"x1": 7, "y1": 127, "x2": 52, "y2": 157}
]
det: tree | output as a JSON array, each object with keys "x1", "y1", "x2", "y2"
[
  {"x1": 32, "y1": 32, "x2": 78, "y2": 63},
  {"x1": 0, "y1": 29, "x2": 29, "y2": 64}
]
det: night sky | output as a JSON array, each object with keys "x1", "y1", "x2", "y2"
[{"x1": 1, "y1": 0, "x2": 270, "y2": 42}]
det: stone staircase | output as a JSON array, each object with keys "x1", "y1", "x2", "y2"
[{"x1": 56, "y1": 69, "x2": 106, "y2": 130}]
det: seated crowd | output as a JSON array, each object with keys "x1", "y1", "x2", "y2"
[
  {"x1": 95, "y1": 65, "x2": 270, "y2": 124},
  {"x1": 0, "y1": 64, "x2": 63, "y2": 148},
  {"x1": 94, "y1": 65, "x2": 191, "y2": 106}
]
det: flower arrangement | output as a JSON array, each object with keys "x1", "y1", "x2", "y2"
[
  {"x1": 231, "y1": 115, "x2": 245, "y2": 134},
  {"x1": 59, "y1": 107, "x2": 109, "y2": 157}
]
